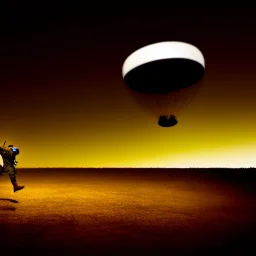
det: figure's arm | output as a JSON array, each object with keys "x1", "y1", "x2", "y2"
[
  {"x1": 0, "y1": 154, "x2": 3, "y2": 168},
  {"x1": 0, "y1": 146, "x2": 13, "y2": 159},
  {"x1": 0, "y1": 147, "x2": 4, "y2": 168}
]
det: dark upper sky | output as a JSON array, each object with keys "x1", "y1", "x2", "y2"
[{"x1": 1, "y1": 3, "x2": 256, "y2": 168}]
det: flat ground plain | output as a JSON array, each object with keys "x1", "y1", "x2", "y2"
[{"x1": 0, "y1": 168, "x2": 256, "y2": 255}]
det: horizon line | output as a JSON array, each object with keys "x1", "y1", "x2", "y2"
[{"x1": 17, "y1": 167, "x2": 256, "y2": 169}]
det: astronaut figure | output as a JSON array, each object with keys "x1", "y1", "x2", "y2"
[{"x1": 0, "y1": 144, "x2": 25, "y2": 192}]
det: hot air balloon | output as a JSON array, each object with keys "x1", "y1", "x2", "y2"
[{"x1": 122, "y1": 41, "x2": 205, "y2": 127}]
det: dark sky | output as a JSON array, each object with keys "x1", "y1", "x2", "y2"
[{"x1": 1, "y1": 3, "x2": 256, "y2": 167}]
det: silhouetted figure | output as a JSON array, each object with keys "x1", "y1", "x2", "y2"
[{"x1": 0, "y1": 145, "x2": 25, "y2": 192}]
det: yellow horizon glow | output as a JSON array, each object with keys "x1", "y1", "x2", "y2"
[
  {"x1": 15, "y1": 142, "x2": 256, "y2": 168},
  {"x1": 2, "y1": 61, "x2": 256, "y2": 169}
]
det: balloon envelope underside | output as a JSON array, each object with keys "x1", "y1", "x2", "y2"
[
  {"x1": 124, "y1": 58, "x2": 205, "y2": 93},
  {"x1": 123, "y1": 58, "x2": 205, "y2": 122}
]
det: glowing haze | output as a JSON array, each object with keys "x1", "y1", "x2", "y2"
[{"x1": 1, "y1": 5, "x2": 256, "y2": 168}]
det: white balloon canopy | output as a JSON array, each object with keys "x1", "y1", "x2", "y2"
[{"x1": 122, "y1": 41, "x2": 205, "y2": 78}]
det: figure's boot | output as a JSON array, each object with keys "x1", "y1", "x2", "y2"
[{"x1": 12, "y1": 182, "x2": 25, "y2": 192}]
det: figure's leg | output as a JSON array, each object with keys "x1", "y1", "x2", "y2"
[{"x1": 4, "y1": 162, "x2": 25, "y2": 192}]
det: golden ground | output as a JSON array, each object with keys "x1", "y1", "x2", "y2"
[{"x1": 0, "y1": 169, "x2": 255, "y2": 255}]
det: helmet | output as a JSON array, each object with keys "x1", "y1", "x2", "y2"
[{"x1": 11, "y1": 147, "x2": 20, "y2": 155}]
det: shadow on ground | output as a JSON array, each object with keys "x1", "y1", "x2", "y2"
[{"x1": 0, "y1": 198, "x2": 18, "y2": 203}]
